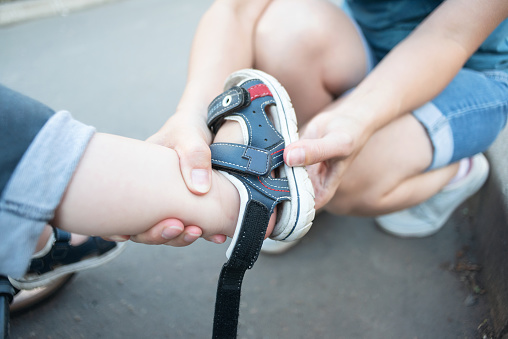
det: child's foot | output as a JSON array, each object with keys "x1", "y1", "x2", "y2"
[
  {"x1": 9, "y1": 227, "x2": 126, "y2": 290},
  {"x1": 213, "y1": 121, "x2": 279, "y2": 239},
  {"x1": 376, "y1": 153, "x2": 489, "y2": 237}
]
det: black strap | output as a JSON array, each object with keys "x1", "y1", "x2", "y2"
[{"x1": 212, "y1": 200, "x2": 270, "y2": 339}]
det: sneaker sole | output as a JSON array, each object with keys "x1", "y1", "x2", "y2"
[{"x1": 376, "y1": 153, "x2": 489, "y2": 238}]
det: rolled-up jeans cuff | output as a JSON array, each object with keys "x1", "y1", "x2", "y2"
[
  {"x1": 412, "y1": 102, "x2": 454, "y2": 170},
  {"x1": 0, "y1": 111, "x2": 95, "y2": 278}
]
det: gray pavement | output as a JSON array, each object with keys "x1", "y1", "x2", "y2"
[{"x1": 0, "y1": 0, "x2": 493, "y2": 338}]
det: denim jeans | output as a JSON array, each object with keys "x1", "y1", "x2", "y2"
[
  {"x1": 0, "y1": 84, "x2": 95, "y2": 278},
  {"x1": 343, "y1": 4, "x2": 508, "y2": 170},
  {"x1": 0, "y1": 84, "x2": 54, "y2": 195},
  {"x1": 414, "y1": 69, "x2": 508, "y2": 169}
]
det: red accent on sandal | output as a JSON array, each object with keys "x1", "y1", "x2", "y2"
[
  {"x1": 258, "y1": 176, "x2": 290, "y2": 193},
  {"x1": 248, "y1": 84, "x2": 272, "y2": 101}
]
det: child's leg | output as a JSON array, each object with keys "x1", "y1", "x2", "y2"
[{"x1": 53, "y1": 132, "x2": 275, "y2": 239}]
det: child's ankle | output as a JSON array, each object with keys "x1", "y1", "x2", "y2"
[
  {"x1": 211, "y1": 116, "x2": 276, "y2": 240},
  {"x1": 212, "y1": 169, "x2": 276, "y2": 240},
  {"x1": 213, "y1": 120, "x2": 244, "y2": 144}
]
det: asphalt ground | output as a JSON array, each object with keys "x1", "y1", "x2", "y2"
[{"x1": 0, "y1": 0, "x2": 492, "y2": 338}]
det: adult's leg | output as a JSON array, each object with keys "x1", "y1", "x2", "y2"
[
  {"x1": 326, "y1": 69, "x2": 508, "y2": 216},
  {"x1": 250, "y1": 0, "x2": 476, "y2": 216},
  {"x1": 254, "y1": 0, "x2": 368, "y2": 126},
  {"x1": 326, "y1": 112, "x2": 459, "y2": 215}
]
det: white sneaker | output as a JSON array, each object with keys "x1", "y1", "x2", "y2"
[
  {"x1": 376, "y1": 153, "x2": 489, "y2": 238},
  {"x1": 261, "y1": 238, "x2": 301, "y2": 254}
]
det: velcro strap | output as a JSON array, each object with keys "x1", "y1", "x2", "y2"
[
  {"x1": 212, "y1": 200, "x2": 270, "y2": 339},
  {"x1": 207, "y1": 86, "x2": 250, "y2": 133},
  {"x1": 210, "y1": 143, "x2": 272, "y2": 176}
]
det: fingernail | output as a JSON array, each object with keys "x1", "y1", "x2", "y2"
[
  {"x1": 161, "y1": 226, "x2": 182, "y2": 240},
  {"x1": 109, "y1": 235, "x2": 128, "y2": 242},
  {"x1": 184, "y1": 232, "x2": 201, "y2": 243},
  {"x1": 286, "y1": 148, "x2": 305, "y2": 166},
  {"x1": 192, "y1": 169, "x2": 210, "y2": 193},
  {"x1": 210, "y1": 236, "x2": 225, "y2": 244}
]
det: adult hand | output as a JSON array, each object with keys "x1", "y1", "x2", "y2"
[
  {"x1": 147, "y1": 111, "x2": 214, "y2": 195},
  {"x1": 130, "y1": 219, "x2": 226, "y2": 246},
  {"x1": 151, "y1": 111, "x2": 230, "y2": 244},
  {"x1": 284, "y1": 107, "x2": 372, "y2": 209},
  {"x1": 103, "y1": 219, "x2": 227, "y2": 247}
]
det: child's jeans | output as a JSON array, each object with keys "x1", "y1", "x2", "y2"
[{"x1": 0, "y1": 84, "x2": 95, "y2": 278}]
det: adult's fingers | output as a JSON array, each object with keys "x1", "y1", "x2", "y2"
[
  {"x1": 161, "y1": 225, "x2": 204, "y2": 247},
  {"x1": 146, "y1": 112, "x2": 213, "y2": 195},
  {"x1": 129, "y1": 218, "x2": 199, "y2": 246},
  {"x1": 102, "y1": 235, "x2": 130, "y2": 242},
  {"x1": 284, "y1": 132, "x2": 354, "y2": 167},
  {"x1": 305, "y1": 161, "x2": 344, "y2": 209},
  {"x1": 204, "y1": 234, "x2": 227, "y2": 244},
  {"x1": 176, "y1": 138, "x2": 212, "y2": 195}
]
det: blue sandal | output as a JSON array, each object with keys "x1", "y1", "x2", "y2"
[
  {"x1": 209, "y1": 69, "x2": 315, "y2": 338},
  {"x1": 9, "y1": 228, "x2": 126, "y2": 290}
]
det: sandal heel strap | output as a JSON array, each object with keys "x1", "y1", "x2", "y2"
[{"x1": 212, "y1": 200, "x2": 270, "y2": 339}]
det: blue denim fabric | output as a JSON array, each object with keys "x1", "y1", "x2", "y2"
[
  {"x1": 0, "y1": 110, "x2": 95, "y2": 278},
  {"x1": 344, "y1": 0, "x2": 508, "y2": 72},
  {"x1": 413, "y1": 69, "x2": 508, "y2": 169},
  {"x1": 413, "y1": 68, "x2": 508, "y2": 169},
  {"x1": 0, "y1": 84, "x2": 55, "y2": 196}
]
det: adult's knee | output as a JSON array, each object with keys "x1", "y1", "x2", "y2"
[
  {"x1": 254, "y1": 0, "x2": 368, "y2": 115},
  {"x1": 255, "y1": 0, "x2": 337, "y2": 69}
]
